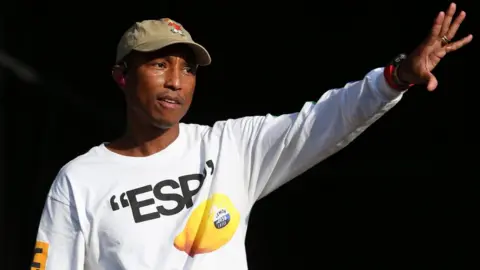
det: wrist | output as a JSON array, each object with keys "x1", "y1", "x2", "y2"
[
  {"x1": 384, "y1": 54, "x2": 414, "y2": 91},
  {"x1": 394, "y1": 63, "x2": 413, "y2": 86}
]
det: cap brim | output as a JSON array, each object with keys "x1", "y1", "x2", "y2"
[{"x1": 133, "y1": 39, "x2": 211, "y2": 66}]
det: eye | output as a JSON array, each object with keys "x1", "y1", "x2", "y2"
[
  {"x1": 183, "y1": 64, "x2": 197, "y2": 75},
  {"x1": 152, "y1": 62, "x2": 167, "y2": 69}
]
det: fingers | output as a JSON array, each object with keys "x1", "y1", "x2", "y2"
[
  {"x1": 428, "y1": 3, "x2": 471, "y2": 48},
  {"x1": 430, "y1": 11, "x2": 444, "y2": 37},
  {"x1": 446, "y1": 11, "x2": 466, "y2": 40},
  {"x1": 440, "y1": 3, "x2": 456, "y2": 36},
  {"x1": 445, "y1": 34, "x2": 473, "y2": 52}
]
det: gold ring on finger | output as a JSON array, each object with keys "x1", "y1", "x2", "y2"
[{"x1": 441, "y1": 35, "x2": 451, "y2": 46}]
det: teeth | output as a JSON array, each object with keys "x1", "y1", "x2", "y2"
[{"x1": 163, "y1": 99, "x2": 175, "y2": 104}]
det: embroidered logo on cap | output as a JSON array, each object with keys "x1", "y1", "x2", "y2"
[{"x1": 161, "y1": 18, "x2": 185, "y2": 36}]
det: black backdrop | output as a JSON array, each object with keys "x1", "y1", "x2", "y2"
[{"x1": 2, "y1": 0, "x2": 476, "y2": 269}]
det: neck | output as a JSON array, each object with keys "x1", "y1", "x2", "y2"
[{"x1": 108, "y1": 118, "x2": 180, "y2": 157}]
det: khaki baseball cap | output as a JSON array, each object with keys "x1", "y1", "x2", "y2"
[{"x1": 116, "y1": 18, "x2": 211, "y2": 66}]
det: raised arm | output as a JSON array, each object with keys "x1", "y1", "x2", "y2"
[
  {"x1": 223, "y1": 3, "x2": 471, "y2": 205},
  {"x1": 226, "y1": 67, "x2": 402, "y2": 204}
]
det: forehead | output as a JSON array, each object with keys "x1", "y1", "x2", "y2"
[{"x1": 132, "y1": 44, "x2": 196, "y2": 64}]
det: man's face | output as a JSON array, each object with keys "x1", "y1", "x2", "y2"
[{"x1": 116, "y1": 44, "x2": 198, "y2": 129}]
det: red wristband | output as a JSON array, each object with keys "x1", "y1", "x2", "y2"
[{"x1": 384, "y1": 64, "x2": 414, "y2": 91}]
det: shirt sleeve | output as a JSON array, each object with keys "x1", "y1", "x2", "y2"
[
  {"x1": 32, "y1": 172, "x2": 86, "y2": 270},
  {"x1": 227, "y1": 67, "x2": 404, "y2": 204}
]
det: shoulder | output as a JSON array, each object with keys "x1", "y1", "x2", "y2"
[
  {"x1": 59, "y1": 144, "x2": 107, "y2": 177},
  {"x1": 182, "y1": 116, "x2": 267, "y2": 138},
  {"x1": 47, "y1": 144, "x2": 105, "y2": 204}
]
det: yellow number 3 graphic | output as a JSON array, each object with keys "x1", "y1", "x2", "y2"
[{"x1": 31, "y1": 241, "x2": 49, "y2": 270}]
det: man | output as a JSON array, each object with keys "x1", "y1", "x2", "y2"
[{"x1": 32, "y1": 4, "x2": 471, "y2": 270}]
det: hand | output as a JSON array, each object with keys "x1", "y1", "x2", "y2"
[{"x1": 397, "y1": 2, "x2": 473, "y2": 91}]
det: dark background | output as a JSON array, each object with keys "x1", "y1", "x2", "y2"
[{"x1": 1, "y1": 0, "x2": 476, "y2": 269}]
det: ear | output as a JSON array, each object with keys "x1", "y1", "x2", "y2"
[{"x1": 112, "y1": 65, "x2": 126, "y2": 90}]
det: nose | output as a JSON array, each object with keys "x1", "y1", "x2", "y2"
[{"x1": 164, "y1": 68, "x2": 181, "y2": 91}]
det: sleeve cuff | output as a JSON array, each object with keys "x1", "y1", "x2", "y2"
[{"x1": 372, "y1": 67, "x2": 406, "y2": 101}]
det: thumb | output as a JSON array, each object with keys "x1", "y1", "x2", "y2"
[{"x1": 426, "y1": 73, "x2": 438, "y2": 91}]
